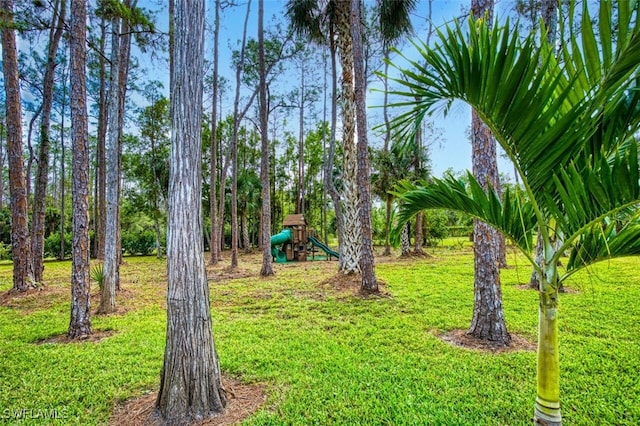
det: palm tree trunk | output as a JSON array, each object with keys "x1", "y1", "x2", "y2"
[
  {"x1": 335, "y1": 0, "x2": 360, "y2": 274},
  {"x1": 350, "y1": 0, "x2": 376, "y2": 291},
  {"x1": 400, "y1": 222, "x2": 410, "y2": 256},
  {"x1": 534, "y1": 287, "x2": 562, "y2": 425}
]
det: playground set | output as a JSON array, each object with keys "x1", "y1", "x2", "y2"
[{"x1": 270, "y1": 214, "x2": 339, "y2": 263}]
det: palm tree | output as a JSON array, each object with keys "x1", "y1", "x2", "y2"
[
  {"x1": 388, "y1": 3, "x2": 640, "y2": 424},
  {"x1": 286, "y1": 0, "x2": 416, "y2": 279}
]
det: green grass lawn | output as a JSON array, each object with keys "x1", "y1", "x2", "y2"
[{"x1": 0, "y1": 244, "x2": 638, "y2": 425}]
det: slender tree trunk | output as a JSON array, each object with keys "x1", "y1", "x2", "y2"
[
  {"x1": 230, "y1": 0, "x2": 251, "y2": 269},
  {"x1": 382, "y1": 48, "x2": 392, "y2": 257},
  {"x1": 26, "y1": 106, "x2": 42, "y2": 204},
  {"x1": 100, "y1": 16, "x2": 122, "y2": 314},
  {"x1": 324, "y1": 39, "x2": 345, "y2": 268},
  {"x1": 32, "y1": 0, "x2": 66, "y2": 284},
  {"x1": 96, "y1": 16, "x2": 108, "y2": 260},
  {"x1": 0, "y1": 123, "x2": 5, "y2": 210},
  {"x1": 156, "y1": 1, "x2": 226, "y2": 419},
  {"x1": 383, "y1": 195, "x2": 392, "y2": 256},
  {"x1": 336, "y1": 0, "x2": 360, "y2": 274},
  {"x1": 1, "y1": 0, "x2": 35, "y2": 292},
  {"x1": 59, "y1": 74, "x2": 67, "y2": 260},
  {"x1": 297, "y1": 61, "x2": 305, "y2": 215},
  {"x1": 350, "y1": 0, "x2": 376, "y2": 291},
  {"x1": 68, "y1": 0, "x2": 92, "y2": 338},
  {"x1": 116, "y1": 0, "x2": 134, "y2": 272},
  {"x1": 209, "y1": 0, "x2": 221, "y2": 266},
  {"x1": 258, "y1": 0, "x2": 273, "y2": 276}
]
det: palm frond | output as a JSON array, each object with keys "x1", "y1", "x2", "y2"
[
  {"x1": 391, "y1": 174, "x2": 537, "y2": 254},
  {"x1": 565, "y1": 213, "x2": 640, "y2": 274},
  {"x1": 545, "y1": 141, "x2": 640, "y2": 245}
]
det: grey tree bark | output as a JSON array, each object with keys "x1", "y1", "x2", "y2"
[
  {"x1": 95, "y1": 16, "x2": 108, "y2": 260},
  {"x1": 68, "y1": 0, "x2": 92, "y2": 339},
  {"x1": 259, "y1": 0, "x2": 273, "y2": 277},
  {"x1": 230, "y1": 0, "x2": 252, "y2": 269},
  {"x1": 100, "y1": 16, "x2": 123, "y2": 315},
  {"x1": 209, "y1": 0, "x2": 221, "y2": 266},
  {"x1": 32, "y1": 0, "x2": 67, "y2": 284},
  {"x1": 156, "y1": 0, "x2": 226, "y2": 421},
  {"x1": 350, "y1": 0, "x2": 377, "y2": 291},
  {"x1": 1, "y1": 0, "x2": 35, "y2": 292}
]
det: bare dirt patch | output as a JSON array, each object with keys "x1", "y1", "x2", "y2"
[
  {"x1": 109, "y1": 378, "x2": 267, "y2": 426},
  {"x1": 207, "y1": 266, "x2": 256, "y2": 283},
  {"x1": 34, "y1": 329, "x2": 117, "y2": 345},
  {"x1": 0, "y1": 285, "x2": 66, "y2": 312},
  {"x1": 440, "y1": 329, "x2": 536, "y2": 353},
  {"x1": 320, "y1": 273, "x2": 391, "y2": 299}
]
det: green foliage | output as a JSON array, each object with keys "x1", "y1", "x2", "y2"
[
  {"x1": 121, "y1": 231, "x2": 157, "y2": 256},
  {"x1": 0, "y1": 253, "x2": 638, "y2": 424},
  {"x1": 44, "y1": 232, "x2": 72, "y2": 259},
  {"x1": 90, "y1": 264, "x2": 105, "y2": 291},
  {"x1": 0, "y1": 241, "x2": 11, "y2": 260},
  {"x1": 423, "y1": 210, "x2": 449, "y2": 246}
]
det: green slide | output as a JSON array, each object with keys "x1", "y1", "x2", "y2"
[
  {"x1": 270, "y1": 229, "x2": 292, "y2": 263},
  {"x1": 308, "y1": 236, "x2": 339, "y2": 259}
]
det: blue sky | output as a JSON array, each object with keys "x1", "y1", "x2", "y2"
[{"x1": 137, "y1": 0, "x2": 516, "y2": 180}]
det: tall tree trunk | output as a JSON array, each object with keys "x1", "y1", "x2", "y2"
[
  {"x1": 467, "y1": 0, "x2": 510, "y2": 346},
  {"x1": 335, "y1": 0, "x2": 360, "y2": 274},
  {"x1": 156, "y1": 0, "x2": 226, "y2": 419},
  {"x1": 382, "y1": 48, "x2": 392, "y2": 257},
  {"x1": 296, "y1": 60, "x2": 306, "y2": 215},
  {"x1": 1, "y1": 0, "x2": 35, "y2": 292},
  {"x1": 230, "y1": 0, "x2": 251, "y2": 269},
  {"x1": 96, "y1": 16, "x2": 108, "y2": 260},
  {"x1": 209, "y1": 0, "x2": 221, "y2": 266},
  {"x1": 350, "y1": 0, "x2": 376, "y2": 291},
  {"x1": 0, "y1": 122, "x2": 5, "y2": 210},
  {"x1": 59, "y1": 69, "x2": 67, "y2": 261},
  {"x1": 115, "y1": 0, "x2": 134, "y2": 272},
  {"x1": 100, "y1": 16, "x2": 122, "y2": 314},
  {"x1": 68, "y1": 0, "x2": 92, "y2": 338},
  {"x1": 324, "y1": 39, "x2": 345, "y2": 268},
  {"x1": 258, "y1": 0, "x2": 273, "y2": 277},
  {"x1": 32, "y1": 0, "x2": 66, "y2": 284}
]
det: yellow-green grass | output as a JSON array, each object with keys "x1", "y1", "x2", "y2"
[{"x1": 0, "y1": 245, "x2": 638, "y2": 425}]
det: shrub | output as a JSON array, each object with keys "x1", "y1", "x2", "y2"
[{"x1": 121, "y1": 230, "x2": 156, "y2": 255}]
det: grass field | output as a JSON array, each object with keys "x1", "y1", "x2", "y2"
[{"x1": 0, "y1": 242, "x2": 639, "y2": 425}]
